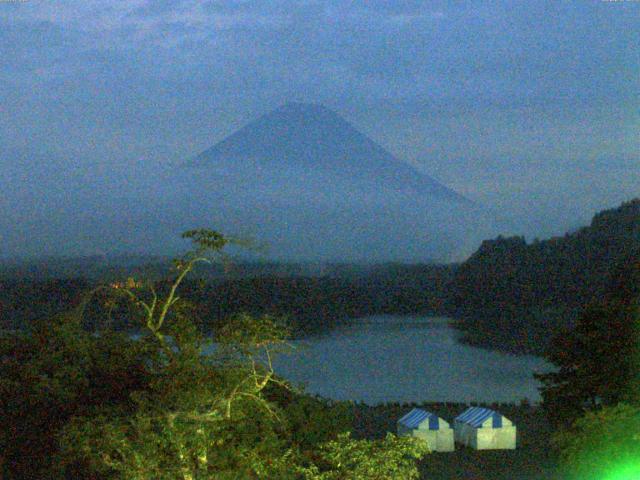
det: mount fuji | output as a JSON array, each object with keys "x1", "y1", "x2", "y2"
[
  {"x1": 158, "y1": 103, "x2": 504, "y2": 262},
  {"x1": 0, "y1": 104, "x2": 509, "y2": 261}
]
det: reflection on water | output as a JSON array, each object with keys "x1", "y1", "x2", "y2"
[{"x1": 271, "y1": 315, "x2": 551, "y2": 405}]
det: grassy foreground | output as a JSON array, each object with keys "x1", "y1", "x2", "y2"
[{"x1": 353, "y1": 402, "x2": 559, "y2": 480}]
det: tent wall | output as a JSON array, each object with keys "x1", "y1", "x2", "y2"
[
  {"x1": 397, "y1": 424, "x2": 455, "y2": 452},
  {"x1": 478, "y1": 426, "x2": 516, "y2": 450},
  {"x1": 397, "y1": 423, "x2": 412, "y2": 437},
  {"x1": 454, "y1": 422, "x2": 476, "y2": 447},
  {"x1": 436, "y1": 430, "x2": 455, "y2": 452},
  {"x1": 454, "y1": 422, "x2": 517, "y2": 450}
]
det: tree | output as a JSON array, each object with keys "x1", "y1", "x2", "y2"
[
  {"x1": 535, "y1": 256, "x2": 640, "y2": 426},
  {"x1": 56, "y1": 229, "x2": 429, "y2": 479},
  {"x1": 554, "y1": 403, "x2": 640, "y2": 480},
  {"x1": 535, "y1": 302, "x2": 637, "y2": 425},
  {"x1": 59, "y1": 230, "x2": 294, "y2": 479},
  {"x1": 0, "y1": 309, "x2": 153, "y2": 479},
  {"x1": 296, "y1": 432, "x2": 429, "y2": 480}
]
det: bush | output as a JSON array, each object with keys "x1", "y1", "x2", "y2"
[{"x1": 554, "y1": 403, "x2": 640, "y2": 480}]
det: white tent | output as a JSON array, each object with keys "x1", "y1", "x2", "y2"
[
  {"x1": 397, "y1": 408, "x2": 454, "y2": 452},
  {"x1": 454, "y1": 407, "x2": 516, "y2": 450}
]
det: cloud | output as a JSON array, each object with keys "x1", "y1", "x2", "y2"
[
  {"x1": 0, "y1": 0, "x2": 637, "y2": 248},
  {"x1": 1, "y1": 1, "x2": 636, "y2": 112}
]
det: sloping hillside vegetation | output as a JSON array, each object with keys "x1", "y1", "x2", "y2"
[{"x1": 450, "y1": 199, "x2": 640, "y2": 354}]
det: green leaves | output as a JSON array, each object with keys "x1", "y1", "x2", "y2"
[
  {"x1": 5, "y1": 228, "x2": 431, "y2": 479},
  {"x1": 217, "y1": 312, "x2": 290, "y2": 350},
  {"x1": 54, "y1": 229, "x2": 295, "y2": 479},
  {"x1": 0, "y1": 319, "x2": 150, "y2": 478},
  {"x1": 181, "y1": 229, "x2": 228, "y2": 251},
  {"x1": 554, "y1": 403, "x2": 640, "y2": 480},
  {"x1": 296, "y1": 432, "x2": 429, "y2": 480},
  {"x1": 537, "y1": 299, "x2": 640, "y2": 426}
]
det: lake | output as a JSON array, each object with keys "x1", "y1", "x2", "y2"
[{"x1": 270, "y1": 316, "x2": 551, "y2": 405}]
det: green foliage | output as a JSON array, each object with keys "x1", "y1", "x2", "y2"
[
  {"x1": 216, "y1": 312, "x2": 290, "y2": 351},
  {"x1": 181, "y1": 229, "x2": 229, "y2": 251},
  {"x1": 535, "y1": 303, "x2": 637, "y2": 425},
  {"x1": 3, "y1": 228, "x2": 430, "y2": 479},
  {"x1": 536, "y1": 255, "x2": 640, "y2": 426},
  {"x1": 296, "y1": 432, "x2": 429, "y2": 480},
  {"x1": 554, "y1": 403, "x2": 640, "y2": 480},
  {"x1": 60, "y1": 389, "x2": 290, "y2": 479},
  {"x1": 58, "y1": 230, "x2": 293, "y2": 479},
  {"x1": 0, "y1": 311, "x2": 152, "y2": 478},
  {"x1": 273, "y1": 394, "x2": 355, "y2": 450}
]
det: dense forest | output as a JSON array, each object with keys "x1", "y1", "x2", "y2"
[{"x1": 535, "y1": 252, "x2": 640, "y2": 424}]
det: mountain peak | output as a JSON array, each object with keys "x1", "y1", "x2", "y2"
[
  {"x1": 187, "y1": 103, "x2": 470, "y2": 204},
  {"x1": 273, "y1": 102, "x2": 330, "y2": 114},
  {"x1": 261, "y1": 102, "x2": 348, "y2": 128}
]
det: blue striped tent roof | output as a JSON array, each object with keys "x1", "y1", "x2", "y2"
[
  {"x1": 455, "y1": 407, "x2": 503, "y2": 428},
  {"x1": 398, "y1": 408, "x2": 440, "y2": 430}
]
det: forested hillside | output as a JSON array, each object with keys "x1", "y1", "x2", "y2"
[{"x1": 450, "y1": 198, "x2": 640, "y2": 354}]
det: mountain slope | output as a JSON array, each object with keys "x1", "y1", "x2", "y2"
[
  {"x1": 162, "y1": 103, "x2": 499, "y2": 262},
  {"x1": 188, "y1": 102, "x2": 470, "y2": 204},
  {"x1": 0, "y1": 106, "x2": 505, "y2": 261}
]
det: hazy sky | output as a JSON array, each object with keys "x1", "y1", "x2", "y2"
[{"x1": 1, "y1": 0, "x2": 639, "y2": 256}]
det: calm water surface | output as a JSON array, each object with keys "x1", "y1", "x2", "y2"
[{"x1": 271, "y1": 316, "x2": 551, "y2": 405}]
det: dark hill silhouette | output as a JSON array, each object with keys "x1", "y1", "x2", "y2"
[{"x1": 450, "y1": 198, "x2": 640, "y2": 354}]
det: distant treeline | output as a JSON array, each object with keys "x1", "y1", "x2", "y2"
[
  {"x1": 0, "y1": 256, "x2": 365, "y2": 282},
  {"x1": 183, "y1": 265, "x2": 454, "y2": 335},
  {"x1": 0, "y1": 264, "x2": 455, "y2": 337}
]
